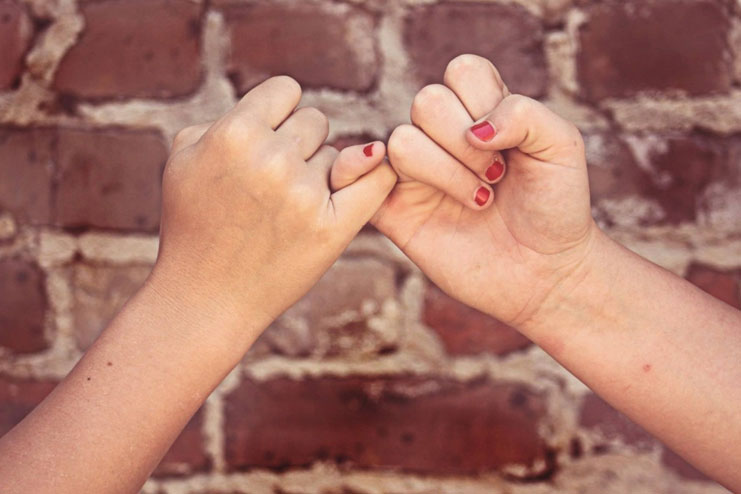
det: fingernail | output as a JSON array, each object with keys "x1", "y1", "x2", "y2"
[
  {"x1": 363, "y1": 143, "x2": 374, "y2": 157},
  {"x1": 475, "y1": 186, "x2": 491, "y2": 206},
  {"x1": 485, "y1": 160, "x2": 505, "y2": 182},
  {"x1": 470, "y1": 121, "x2": 496, "y2": 142}
]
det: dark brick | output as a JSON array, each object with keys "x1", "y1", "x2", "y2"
[
  {"x1": 423, "y1": 284, "x2": 531, "y2": 356},
  {"x1": 53, "y1": 0, "x2": 203, "y2": 99},
  {"x1": 685, "y1": 264, "x2": 740, "y2": 309},
  {"x1": 154, "y1": 408, "x2": 210, "y2": 477},
  {"x1": 579, "y1": 393, "x2": 655, "y2": 450},
  {"x1": 0, "y1": 128, "x2": 55, "y2": 225},
  {"x1": 54, "y1": 128, "x2": 167, "y2": 231},
  {"x1": 640, "y1": 135, "x2": 732, "y2": 224},
  {"x1": 225, "y1": 376, "x2": 547, "y2": 476},
  {"x1": 0, "y1": 377, "x2": 57, "y2": 436},
  {"x1": 404, "y1": 2, "x2": 547, "y2": 97},
  {"x1": 0, "y1": 258, "x2": 49, "y2": 354},
  {"x1": 0, "y1": 0, "x2": 32, "y2": 90},
  {"x1": 578, "y1": 0, "x2": 732, "y2": 101},
  {"x1": 218, "y1": 2, "x2": 377, "y2": 93}
]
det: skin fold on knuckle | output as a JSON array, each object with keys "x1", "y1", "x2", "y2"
[{"x1": 410, "y1": 84, "x2": 448, "y2": 124}]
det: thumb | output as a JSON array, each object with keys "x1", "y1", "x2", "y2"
[
  {"x1": 330, "y1": 160, "x2": 397, "y2": 237},
  {"x1": 466, "y1": 94, "x2": 585, "y2": 168}
]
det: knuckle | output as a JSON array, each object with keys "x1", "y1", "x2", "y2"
[
  {"x1": 411, "y1": 84, "x2": 448, "y2": 121},
  {"x1": 172, "y1": 126, "x2": 195, "y2": 148},
  {"x1": 444, "y1": 54, "x2": 487, "y2": 81},
  {"x1": 268, "y1": 75, "x2": 302, "y2": 100},
  {"x1": 300, "y1": 106, "x2": 329, "y2": 134},
  {"x1": 210, "y1": 117, "x2": 254, "y2": 153},
  {"x1": 387, "y1": 125, "x2": 418, "y2": 163},
  {"x1": 507, "y1": 94, "x2": 536, "y2": 119}
]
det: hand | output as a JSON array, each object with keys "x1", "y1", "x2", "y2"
[
  {"x1": 352, "y1": 55, "x2": 595, "y2": 328},
  {"x1": 151, "y1": 76, "x2": 396, "y2": 333}
]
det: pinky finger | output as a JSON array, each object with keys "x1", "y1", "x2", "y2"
[{"x1": 330, "y1": 141, "x2": 387, "y2": 192}]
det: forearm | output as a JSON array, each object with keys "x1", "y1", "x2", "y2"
[
  {"x1": 521, "y1": 229, "x2": 741, "y2": 491},
  {"x1": 0, "y1": 271, "x2": 263, "y2": 494}
]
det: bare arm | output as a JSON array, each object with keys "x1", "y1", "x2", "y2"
[
  {"x1": 355, "y1": 54, "x2": 741, "y2": 491},
  {"x1": 526, "y1": 228, "x2": 741, "y2": 490},
  {"x1": 0, "y1": 76, "x2": 395, "y2": 494}
]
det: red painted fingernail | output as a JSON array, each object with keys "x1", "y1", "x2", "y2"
[
  {"x1": 485, "y1": 160, "x2": 505, "y2": 182},
  {"x1": 471, "y1": 121, "x2": 496, "y2": 142},
  {"x1": 363, "y1": 143, "x2": 374, "y2": 157},
  {"x1": 475, "y1": 186, "x2": 491, "y2": 206}
]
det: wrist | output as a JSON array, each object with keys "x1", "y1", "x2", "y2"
[
  {"x1": 515, "y1": 226, "x2": 622, "y2": 349},
  {"x1": 144, "y1": 259, "x2": 272, "y2": 352}
]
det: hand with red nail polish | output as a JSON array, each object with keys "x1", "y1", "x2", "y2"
[{"x1": 369, "y1": 54, "x2": 594, "y2": 330}]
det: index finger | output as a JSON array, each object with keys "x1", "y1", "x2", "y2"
[{"x1": 443, "y1": 54, "x2": 510, "y2": 120}]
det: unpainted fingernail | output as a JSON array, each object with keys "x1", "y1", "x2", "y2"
[
  {"x1": 475, "y1": 186, "x2": 491, "y2": 206},
  {"x1": 363, "y1": 143, "x2": 374, "y2": 157},
  {"x1": 485, "y1": 160, "x2": 505, "y2": 182},
  {"x1": 471, "y1": 121, "x2": 496, "y2": 142}
]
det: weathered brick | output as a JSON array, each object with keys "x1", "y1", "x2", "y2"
[
  {"x1": 578, "y1": 0, "x2": 732, "y2": 101},
  {"x1": 404, "y1": 2, "x2": 547, "y2": 97},
  {"x1": 253, "y1": 258, "x2": 398, "y2": 358},
  {"x1": 154, "y1": 408, "x2": 210, "y2": 477},
  {"x1": 218, "y1": 1, "x2": 377, "y2": 93},
  {"x1": 70, "y1": 263, "x2": 151, "y2": 350},
  {"x1": 0, "y1": 377, "x2": 57, "y2": 436},
  {"x1": 0, "y1": 128, "x2": 55, "y2": 225},
  {"x1": 589, "y1": 134, "x2": 740, "y2": 225},
  {"x1": 0, "y1": 258, "x2": 49, "y2": 354},
  {"x1": 225, "y1": 377, "x2": 547, "y2": 476},
  {"x1": 0, "y1": 0, "x2": 32, "y2": 90},
  {"x1": 579, "y1": 393, "x2": 655, "y2": 450},
  {"x1": 423, "y1": 284, "x2": 531, "y2": 356},
  {"x1": 54, "y1": 128, "x2": 167, "y2": 231},
  {"x1": 685, "y1": 264, "x2": 740, "y2": 309},
  {"x1": 53, "y1": 0, "x2": 203, "y2": 99}
]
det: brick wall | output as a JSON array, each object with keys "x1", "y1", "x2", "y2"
[{"x1": 1, "y1": 0, "x2": 740, "y2": 492}]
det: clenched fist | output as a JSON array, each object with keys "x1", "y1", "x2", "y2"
[
  {"x1": 334, "y1": 55, "x2": 595, "y2": 330},
  {"x1": 151, "y1": 76, "x2": 397, "y2": 334}
]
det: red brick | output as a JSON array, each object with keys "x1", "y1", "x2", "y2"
[
  {"x1": 0, "y1": 128, "x2": 55, "y2": 225},
  {"x1": 640, "y1": 136, "x2": 730, "y2": 224},
  {"x1": 578, "y1": 0, "x2": 732, "y2": 101},
  {"x1": 53, "y1": 0, "x2": 203, "y2": 99},
  {"x1": 154, "y1": 408, "x2": 210, "y2": 477},
  {"x1": 218, "y1": 2, "x2": 377, "y2": 93},
  {"x1": 0, "y1": 377, "x2": 57, "y2": 436},
  {"x1": 579, "y1": 393, "x2": 655, "y2": 450},
  {"x1": 0, "y1": 0, "x2": 32, "y2": 90},
  {"x1": 404, "y1": 2, "x2": 547, "y2": 97},
  {"x1": 0, "y1": 258, "x2": 49, "y2": 354},
  {"x1": 54, "y1": 128, "x2": 167, "y2": 231},
  {"x1": 423, "y1": 284, "x2": 531, "y2": 356},
  {"x1": 685, "y1": 264, "x2": 740, "y2": 309},
  {"x1": 225, "y1": 376, "x2": 548, "y2": 476}
]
